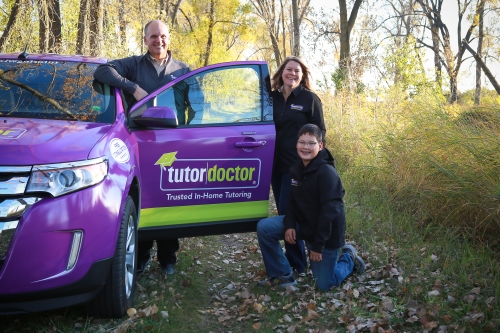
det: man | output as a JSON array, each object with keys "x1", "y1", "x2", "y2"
[
  {"x1": 257, "y1": 124, "x2": 365, "y2": 290},
  {"x1": 94, "y1": 20, "x2": 189, "y2": 275}
]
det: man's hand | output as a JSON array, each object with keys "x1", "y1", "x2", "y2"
[
  {"x1": 133, "y1": 86, "x2": 148, "y2": 101},
  {"x1": 310, "y1": 250, "x2": 322, "y2": 262},
  {"x1": 284, "y1": 228, "x2": 296, "y2": 244}
]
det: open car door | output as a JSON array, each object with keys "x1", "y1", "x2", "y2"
[{"x1": 129, "y1": 61, "x2": 275, "y2": 240}]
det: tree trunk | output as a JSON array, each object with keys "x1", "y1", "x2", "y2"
[
  {"x1": 160, "y1": 0, "x2": 167, "y2": 15},
  {"x1": 291, "y1": 0, "x2": 300, "y2": 56},
  {"x1": 38, "y1": 0, "x2": 49, "y2": 52},
  {"x1": 48, "y1": 0, "x2": 61, "y2": 52},
  {"x1": 338, "y1": 0, "x2": 363, "y2": 70},
  {"x1": 76, "y1": 0, "x2": 89, "y2": 54},
  {"x1": 280, "y1": 0, "x2": 286, "y2": 57},
  {"x1": 463, "y1": 41, "x2": 500, "y2": 95},
  {"x1": 0, "y1": 0, "x2": 24, "y2": 53},
  {"x1": 338, "y1": 0, "x2": 349, "y2": 69},
  {"x1": 474, "y1": 0, "x2": 484, "y2": 105},
  {"x1": 119, "y1": 2, "x2": 127, "y2": 50},
  {"x1": 89, "y1": 0, "x2": 103, "y2": 56},
  {"x1": 249, "y1": 0, "x2": 283, "y2": 66},
  {"x1": 416, "y1": 0, "x2": 483, "y2": 104},
  {"x1": 430, "y1": 20, "x2": 442, "y2": 91},
  {"x1": 270, "y1": 32, "x2": 282, "y2": 65},
  {"x1": 449, "y1": 73, "x2": 458, "y2": 103},
  {"x1": 171, "y1": 0, "x2": 183, "y2": 28},
  {"x1": 203, "y1": 0, "x2": 216, "y2": 66}
]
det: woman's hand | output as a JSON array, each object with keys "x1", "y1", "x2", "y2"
[
  {"x1": 309, "y1": 250, "x2": 322, "y2": 262},
  {"x1": 284, "y1": 228, "x2": 296, "y2": 244}
]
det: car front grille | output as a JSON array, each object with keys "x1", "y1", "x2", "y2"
[{"x1": 0, "y1": 166, "x2": 41, "y2": 270}]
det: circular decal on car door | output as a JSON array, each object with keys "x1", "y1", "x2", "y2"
[{"x1": 110, "y1": 138, "x2": 130, "y2": 163}]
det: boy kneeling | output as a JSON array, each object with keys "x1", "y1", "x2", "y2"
[{"x1": 257, "y1": 124, "x2": 364, "y2": 290}]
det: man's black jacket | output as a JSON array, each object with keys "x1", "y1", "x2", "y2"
[{"x1": 93, "y1": 51, "x2": 190, "y2": 110}]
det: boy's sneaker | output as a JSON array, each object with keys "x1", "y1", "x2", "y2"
[
  {"x1": 162, "y1": 263, "x2": 175, "y2": 275},
  {"x1": 258, "y1": 271, "x2": 297, "y2": 288},
  {"x1": 342, "y1": 244, "x2": 366, "y2": 274}
]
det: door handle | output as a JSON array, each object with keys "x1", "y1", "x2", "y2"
[{"x1": 235, "y1": 141, "x2": 266, "y2": 147}]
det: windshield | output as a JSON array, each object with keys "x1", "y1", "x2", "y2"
[{"x1": 0, "y1": 60, "x2": 114, "y2": 123}]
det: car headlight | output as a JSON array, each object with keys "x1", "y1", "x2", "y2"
[{"x1": 26, "y1": 157, "x2": 108, "y2": 197}]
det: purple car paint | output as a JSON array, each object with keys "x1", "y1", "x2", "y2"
[
  {"x1": 0, "y1": 53, "x2": 274, "y2": 317},
  {"x1": 1, "y1": 118, "x2": 112, "y2": 165}
]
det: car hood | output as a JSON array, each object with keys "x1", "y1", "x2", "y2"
[{"x1": 0, "y1": 118, "x2": 112, "y2": 166}]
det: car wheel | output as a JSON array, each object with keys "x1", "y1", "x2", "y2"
[{"x1": 85, "y1": 196, "x2": 137, "y2": 318}]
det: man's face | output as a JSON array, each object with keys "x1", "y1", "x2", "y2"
[
  {"x1": 144, "y1": 21, "x2": 170, "y2": 59},
  {"x1": 296, "y1": 133, "x2": 323, "y2": 166}
]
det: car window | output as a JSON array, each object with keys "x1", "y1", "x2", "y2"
[
  {"x1": 156, "y1": 66, "x2": 262, "y2": 125},
  {"x1": 0, "y1": 60, "x2": 115, "y2": 123}
]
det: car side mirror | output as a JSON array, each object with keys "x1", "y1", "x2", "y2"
[{"x1": 132, "y1": 106, "x2": 179, "y2": 128}]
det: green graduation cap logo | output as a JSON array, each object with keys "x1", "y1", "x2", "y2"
[{"x1": 155, "y1": 152, "x2": 178, "y2": 170}]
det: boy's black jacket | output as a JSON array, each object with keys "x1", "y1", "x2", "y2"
[{"x1": 284, "y1": 148, "x2": 346, "y2": 253}]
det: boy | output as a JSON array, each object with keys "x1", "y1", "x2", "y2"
[{"x1": 257, "y1": 124, "x2": 365, "y2": 290}]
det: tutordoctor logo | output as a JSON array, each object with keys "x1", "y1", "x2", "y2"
[{"x1": 155, "y1": 152, "x2": 261, "y2": 191}]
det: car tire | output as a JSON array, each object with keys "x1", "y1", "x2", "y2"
[{"x1": 85, "y1": 196, "x2": 137, "y2": 318}]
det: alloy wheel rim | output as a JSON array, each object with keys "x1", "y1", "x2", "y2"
[{"x1": 124, "y1": 215, "x2": 136, "y2": 298}]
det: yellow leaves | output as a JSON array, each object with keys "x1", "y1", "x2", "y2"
[
  {"x1": 303, "y1": 309, "x2": 320, "y2": 322},
  {"x1": 485, "y1": 296, "x2": 496, "y2": 310},
  {"x1": 419, "y1": 315, "x2": 438, "y2": 330},
  {"x1": 126, "y1": 305, "x2": 158, "y2": 318},
  {"x1": 305, "y1": 301, "x2": 316, "y2": 311},
  {"x1": 406, "y1": 315, "x2": 419, "y2": 323},
  {"x1": 138, "y1": 305, "x2": 158, "y2": 317},
  {"x1": 114, "y1": 305, "x2": 161, "y2": 332},
  {"x1": 253, "y1": 303, "x2": 265, "y2": 313},
  {"x1": 381, "y1": 299, "x2": 394, "y2": 312},
  {"x1": 218, "y1": 315, "x2": 232, "y2": 322},
  {"x1": 238, "y1": 289, "x2": 250, "y2": 299},
  {"x1": 463, "y1": 287, "x2": 481, "y2": 304},
  {"x1": 238, "y1": 305, "x2": 248, "y2": 316}
]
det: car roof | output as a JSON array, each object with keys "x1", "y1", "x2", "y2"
[{"x1": 0, "y1": 53, "x2": 108, "y2": 64}]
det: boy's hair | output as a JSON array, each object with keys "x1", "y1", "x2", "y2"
[{"x1": 298, "y1": 123, "x2": 323, "y2": 142}]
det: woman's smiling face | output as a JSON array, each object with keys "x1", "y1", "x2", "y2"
[{"x1": 282, "y1": 60, "x2": 303, "y2": 90}]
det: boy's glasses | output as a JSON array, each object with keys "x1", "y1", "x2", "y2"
[{"x1": 297, "y1": 141, "x2": 318, "y2": 147}]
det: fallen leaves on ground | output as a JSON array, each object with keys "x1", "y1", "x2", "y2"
[{"x1": 66, "y1": 231, "x2": 498, "y2": 333}]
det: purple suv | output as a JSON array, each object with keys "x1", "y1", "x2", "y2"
[{"x1": 0, "y1": 53, "x2": 275, "y2": 317}]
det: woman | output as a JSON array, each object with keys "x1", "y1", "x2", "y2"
[{"x1": 271, "y1": 56, "x2": 326, "y2": 274}]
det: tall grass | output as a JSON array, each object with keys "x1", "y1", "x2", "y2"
[{"x1": 319, "y1": 86, "x2": 500, "y2": 244}]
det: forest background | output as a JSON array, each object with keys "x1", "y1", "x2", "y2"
[
  {"x1": 0, "y1": 0, "x2": 499, "y2": 332},
  {"x1": 2, "y1": 0, "x2": 498, "y2": 239}
]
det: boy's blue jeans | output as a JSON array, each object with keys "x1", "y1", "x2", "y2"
[
  {"x1": 271, "y1": 171, "x2": 307, "y2": 273},
  {"x1": 256, "y1": 215, "x2": 354, "y2": 291}
]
